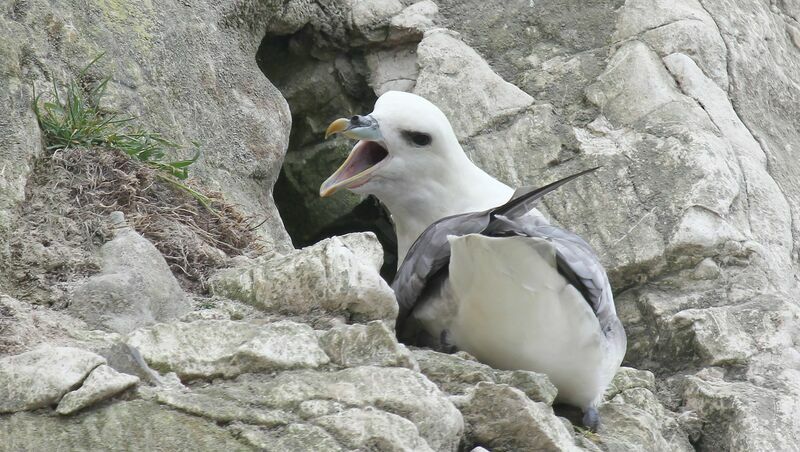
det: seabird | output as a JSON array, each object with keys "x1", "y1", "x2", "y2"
[{"x1": 320, "y1": 91, "x2": 626, "y2": 429}]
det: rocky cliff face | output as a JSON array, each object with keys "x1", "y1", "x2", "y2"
[{"x1": 2, "y1": 0, "x2": 799, "y2": 451}]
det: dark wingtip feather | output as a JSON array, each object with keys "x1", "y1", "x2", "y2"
[{"x1": 492, "y1": 166, "x2": 600, "y2": 219}]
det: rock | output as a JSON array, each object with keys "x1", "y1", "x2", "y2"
[
  {"x1": 196, "y1": 366, "x2": 464, "y2": 452},
  {"x1": 234, "y1": 423, "x2": 344, "y2": 452},
  {"x1": 314, "y1": 407, "x2": 434, "y2": 451},
  {"x1": 68, "y1": 213, "x2": 192, "y2": 334},
  {"x1": 388, "y1": 0, "x2": 439, "y2": 43},
  {"x1": 414, "y1": 29, "x2": 533, "y2": 139},
  {"x1": 0, "y1": 294, "x2": 92, "y2": 357},
  {"x1": 56, "y1": 364, "x2": 139, "y2": 415},
  {"x1": 413, "y1": 349, "x2": 557, "y2": 404},
  {"x1": 496, "y1": 370, "x2": 559, "y2": 406},
  {"x1": 593, "y1": 368, "x2": 694, "y2": 451},
  {"x1": 126, "y1": 319, "x2": 329, "y2": 380},
  {"x1": 0, "y1": 0, "x2": 292, "y2": 251},
  {"x1": 156, "y1": 391, "x2": 290, "y2": 427},
  {"x1": 681, "y1": 366, "x2": 800, "y2": 451},
  {"x1": 352, "y1": 0, "x2": 404, "y2": 42},
  {"x1": 692, "y1": 257, "x2": 720, "y2": 280},
  {"x1": 209, "y1": 233, "x2": 397, "y2": 322},
  {"x1": 0, "y1": 346, "x2": 106, "y2": 413},
  {"x1": 604, "y1": 367, "x2": 656, "y2": 400},
  {"x1": 413, "y1": 349, "x2": 497, "y2": 394},
  {"x1": 367, "y1": 46, "x2": 419, "y2": 95},
  {"x1": 319, "y1": 321, "x2": 417, "y2": 369},
  {"x1": 613, "y1": 0, "x2": 728, "y2": 88},
  {"x1": 461, "y1": 382, "x2": 579, "y2": 452},
  {"x1": 2, "y1": 400, "x2": 250, "y2": 451}
]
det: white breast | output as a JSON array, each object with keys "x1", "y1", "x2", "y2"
[{"x1": 414, "y1": 233, "x2": 619, "y2": 409}]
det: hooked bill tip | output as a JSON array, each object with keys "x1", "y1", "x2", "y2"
[{"x1": 325, "y1": 118, "x2": 350, "y2": 139}]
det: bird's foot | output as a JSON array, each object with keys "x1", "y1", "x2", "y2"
[
  {"x1": 582, "y1": 407, "x2": 600, "y2": 432},
  {"x1": 437, "y1": 330, "x2": 458, "y2": 354}
]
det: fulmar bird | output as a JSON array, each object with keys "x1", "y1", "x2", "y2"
[{"x1": 320, "y1": 90, "x2": 626, "y2": 429}]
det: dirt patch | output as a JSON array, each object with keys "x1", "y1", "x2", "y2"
[{"x1": 0, "y1": 147, "x2": 262, "y2": 305}]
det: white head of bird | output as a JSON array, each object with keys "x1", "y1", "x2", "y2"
[{"x1": 321, "y1": 91, "x2": 514, "y2": 263}]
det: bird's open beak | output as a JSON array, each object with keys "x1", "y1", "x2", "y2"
[{"x1": 320, "y1": 116, "x2": 388, "y2": 197}]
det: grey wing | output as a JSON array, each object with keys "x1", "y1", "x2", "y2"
[{"x1": 391, "y1": 212, "x2": 490, "y2": 330}]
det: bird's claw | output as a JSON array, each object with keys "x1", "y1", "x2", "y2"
[
  {"x1": 582, "y1": 407, "x2": 600, "y2": 432},
  {"x1": 437, "y1": 330, "x2": 458, "y2": 354}
]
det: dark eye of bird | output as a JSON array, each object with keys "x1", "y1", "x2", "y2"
[{"x1": 403, "y1": 131, "x2": 432, "y2": 147}]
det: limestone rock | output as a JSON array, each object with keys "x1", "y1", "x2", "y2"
[
  {"x1": 234, "y1": 423, "x2": 344, "y2": 452},
  {"x1": 414, "y1": 29, "x2": 533, "y2": 139},
  {"x1": 314, "y1": 407, "x2": 434, "y2": 451},
  {"x1": 2, "y1": 400, "x2": 250, "y2": 451},
  {"x1": 197, "y1": 366, "x2": 464, "y2": 452},
  {"x1": 126, "y1": 320, "x2": 329, "y2": 380},
  {"x1": 461, "y1": 382, "x2": 579, "y2": 452},
  {"x1": 0, "y1": 0, "x2": 292, "y2": 252},
  {"x1": 0, "y1": 294, "x2": 92, "y2": 357},
  {"x1": 388, "y1": 0, "x2": 439, "y2": 43},
  {"x1": 681, "y1": 368, "x2": 800, "y2": 451},
  {"x1": 496, "y1": 369, "x2": 559, "y2": 406},
  {"x1": 413, "y1": 349, "x2": 557, "y2": 404},
  {"x1": 319, "y1": 321, "x2": 417, "y2": 369},
  {"x1": 613, "y1": 0, "x2": 728, "y2": 88},
  {"x1": 56, "y1": 364, "x2": 139, "y2": 415},
  {"x1": 68, "y1": 213, "x2": 191, "y2": 334},
  {"x1": 156, "y1": 390, "x2": 291, "y2": 427},
  {"x1": 0, "y1": 346, "x2": 105, "y2": 413},
  {"x1": 594, "y1": 368, "x2": 694, "y2": 452},
  {"x1": 413, "y1": 349, "x2": 496, "y2": 394},
  {"x1": 367, "y1": 46, "x2": 419, "y2": 95},
  {"x1": 209, "y1": 233, "x2": 397, "y2": 322},
  {"x1": 352, "y1": 0, "x2": 403, "y2": 42}
]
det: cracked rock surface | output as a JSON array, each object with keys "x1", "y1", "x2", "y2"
[{"x1": 2, "y1": 0, "x2": 800, "y2": 451}]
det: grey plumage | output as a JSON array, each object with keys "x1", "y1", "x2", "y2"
[{"x1": 393, "y1": 166, "x2": 622, "y2": 346}]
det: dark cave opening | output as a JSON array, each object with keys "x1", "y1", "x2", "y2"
[{"x1": 256, "y1": 31, "x2": 399, "y2": 279}]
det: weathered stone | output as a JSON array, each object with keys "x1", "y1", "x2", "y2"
[
  {"x1": 413, "y1": 349, "x2": 497, "y2": 394},
  {"x1": 0, "y1": 0, "x2": 292, "y2": 252},
  {"x1": 681, "y1": 367, "x2": 800, "y2": 451},
  {"x1": 56, "y1": 364, "x2": 139, "y2": 415},
  {"x1": 156, "y1": 390, "x2": 290, "y2": 427},
  {"x1": 367, "y1": 47, "x2": 419, "y2": 95},
  {"x1": 461, "y1": 382, "x2": 579, "y2": 452},
  {"x1": 0, "y1": 346, "x2": 105, "y2": 413},
  {"x1": 496, "y1": 369, "x2": 558, "y2": 406},
  {"x1": 414, "y1": 29, "x2": 533, "y2": 139},
  {"x1": 314, "y1": 407, "x2": 434, "y2": 451},
  {"x1": 234, "y1": 423, "x2": 344, "y2": 452},
  {"x1": 209, "y1": 233, "x2": 397, "y2": 322},
  {"x1": 613, "y1": 0, "x2": 728, "y2": 88},
  {"x1": 68, "y1": 212, "x2": 191, "y2": 334},
  {"x1": 319, "y1": 321, "x2": 416, "y2": 369},
  {"x1": 0, "y1": 294, "x2": 92, "y2": 357},
  {"x1": 2, "y1": 400, "x2": 249, "y2": 451},
  {"x1": 352, "y1": 0, "x2": 404, "y2": 42},
  {"x1": 604, "y1": 367, "x2": 657, "y2": 400},
  {"x1": 388, "y1": 0, "x2": 439, "y2": 43},
  {"x1": 593, "y1": 368, "x2": 694, "y2": 451},
  {"x1": 413, "y1": 349, "x2": 557, "y2": 404},
  {"x1": 197, "y1": 366, "x2": 463, "y2": 452},
  {"x1": 126, "y1": 320, "x2": 329, "y2": 380}
]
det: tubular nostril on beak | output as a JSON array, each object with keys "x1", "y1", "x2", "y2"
[{"x1": 350, "y1": 115, "x2": 360, "y2": 122}]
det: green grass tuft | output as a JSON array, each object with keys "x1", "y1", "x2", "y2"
[{"x1": 33, "y1": 54, "x2": 211, "y2": 206}]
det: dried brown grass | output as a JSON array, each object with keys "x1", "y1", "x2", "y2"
[{"x1": 2, "y1": 147, "x2": 262, "y2": 299}]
